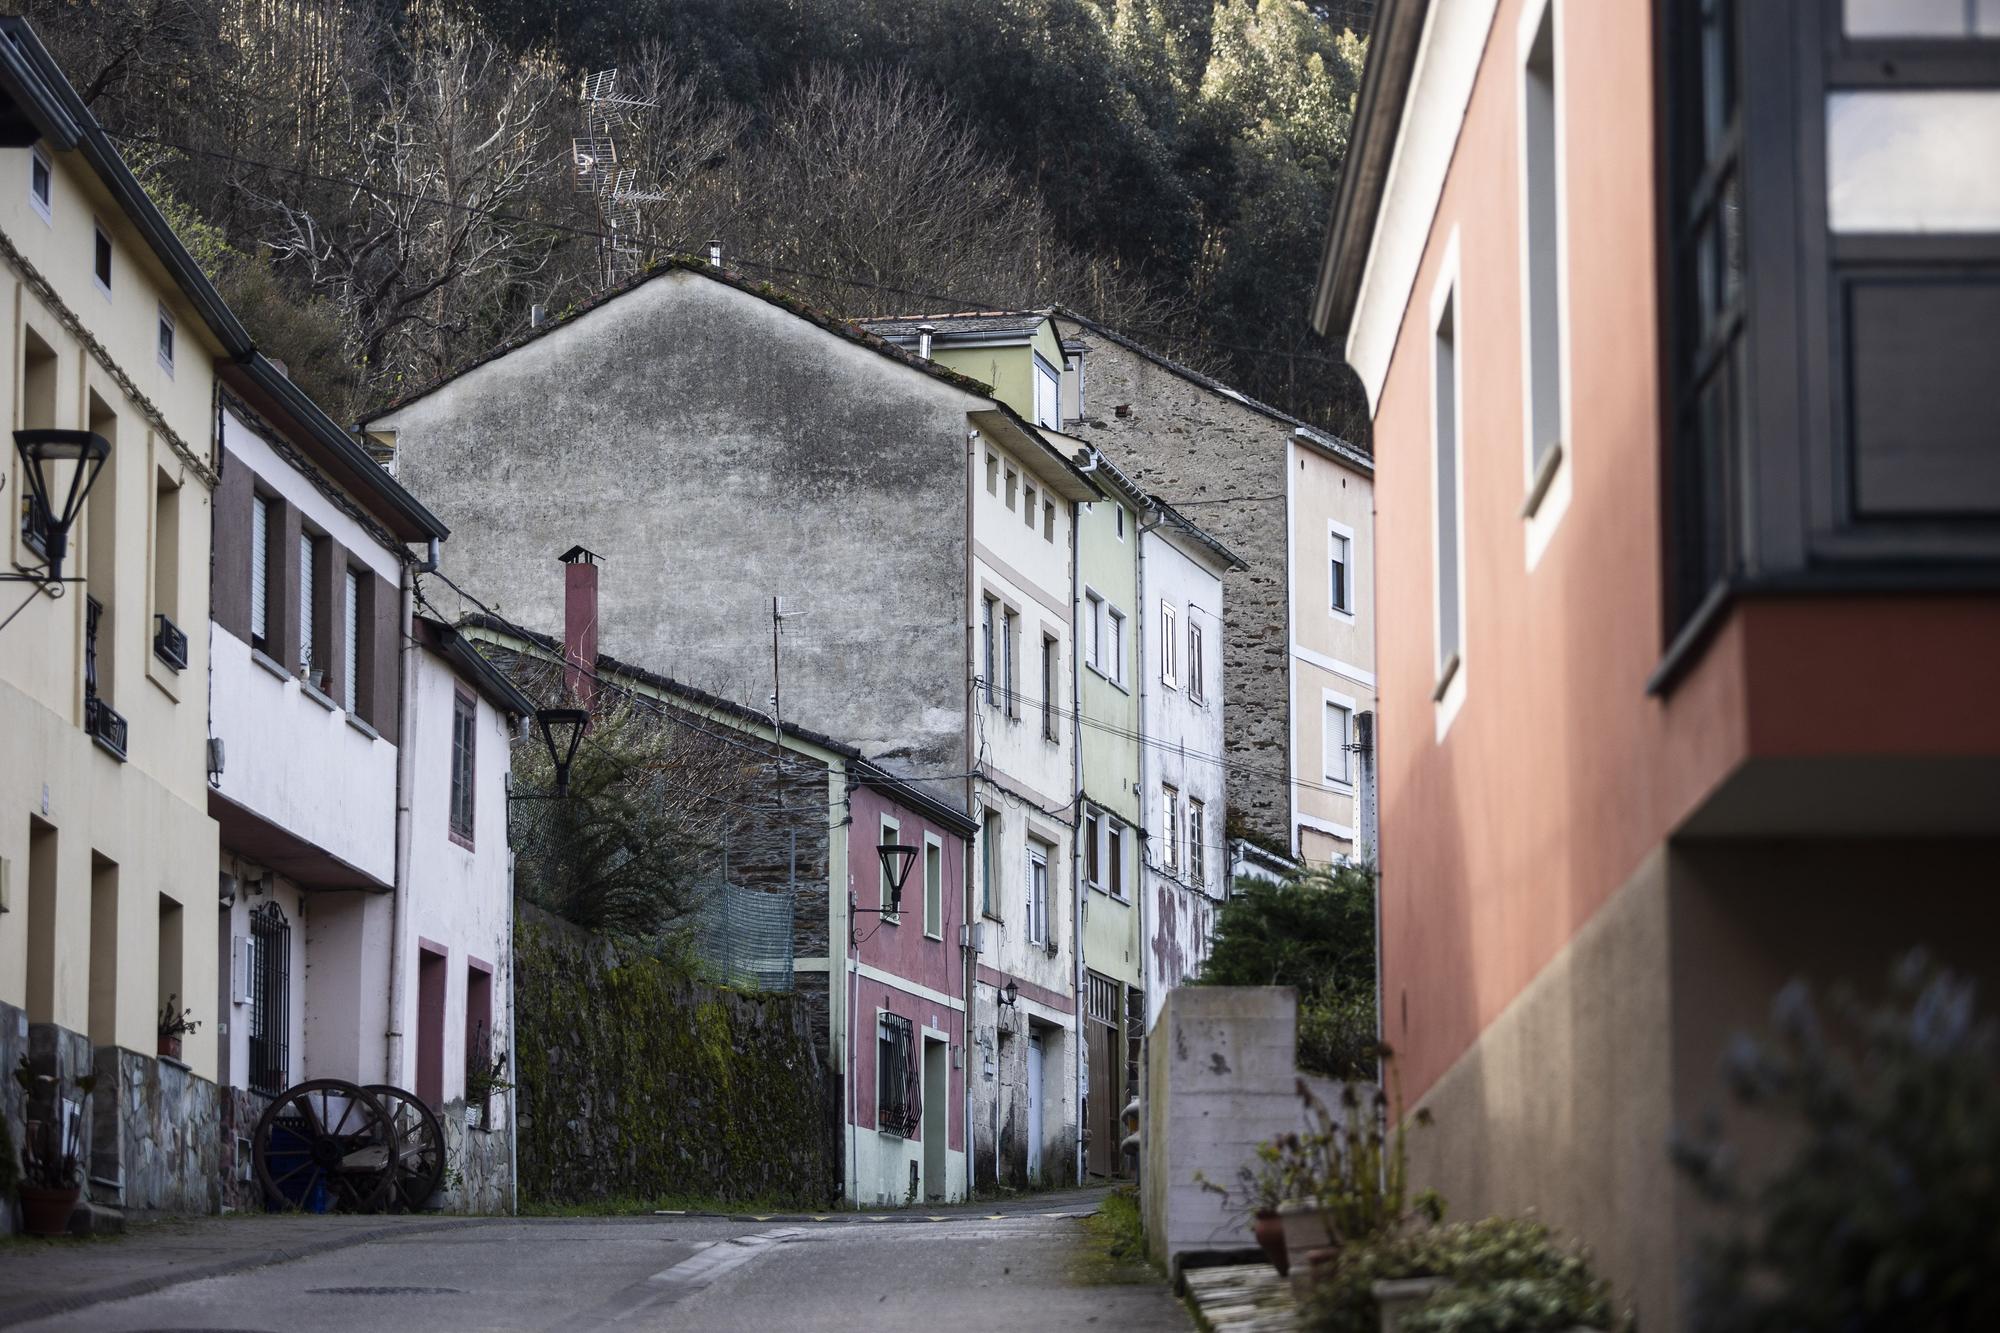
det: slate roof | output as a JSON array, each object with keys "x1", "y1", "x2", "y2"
[{"x1": 857, "y1": 311, "x2": 1053, "y2": 340}]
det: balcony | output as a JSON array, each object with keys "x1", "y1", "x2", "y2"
[
  {"x1": 84, "y1": 595, "x2": 126, "y2": 762},
  {"x1": 153, "y1": 613, "x2": 188, "y2": 672}
]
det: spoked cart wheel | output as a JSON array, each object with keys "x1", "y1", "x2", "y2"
[
  {"x1": 366, "y1": 1083, "x2": 447, "y2": 1212},
  {"x1": 253, "y1": 1079, "x2": 397, "y2": 1214}
]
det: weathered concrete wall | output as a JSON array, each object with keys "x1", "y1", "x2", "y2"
[
  {"x1": 1059, "y1": 329, "x2": 1300, "y2": 846},
  {"x1": 374, "y1": 269, "x2": 975, "y2": 782},
  {"x1": 513, "y1": 906, "x2": 838, "y2": 1208}
]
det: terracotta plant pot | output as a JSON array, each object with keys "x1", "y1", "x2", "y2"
[
  {"x1": 1251, "y1": 1208, "x2": 1289, "y2": 1275},
  {"x1": 158, "y1": 1033, "x2": 182, "y2": 1060},
  {"x1": 18, "y1": 1183, "x2": 81, "y2": 1237}
]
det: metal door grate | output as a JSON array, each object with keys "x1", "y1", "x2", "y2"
[{"x1": 249, "y1": 901, "x2": 290, "y2": 1096}]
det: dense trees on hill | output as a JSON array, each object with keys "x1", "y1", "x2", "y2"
[{"x1": 24, "y1": 0, "x2": 1369, "y2": 439}]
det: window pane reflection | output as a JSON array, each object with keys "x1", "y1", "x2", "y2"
[
  {"x1": 1845, "y1": 0, "x2": 2000, "y2": 37},
  {"x1": 1827, "y1": 91, "x2": 2000, "y2": 232}
]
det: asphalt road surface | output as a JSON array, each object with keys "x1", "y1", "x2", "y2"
[{"x1": 8, "y1": 1204, "x2": 1192, "y2": 1332}]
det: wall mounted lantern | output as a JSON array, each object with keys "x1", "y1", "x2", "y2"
[
  {"x1": 1, "y1": 430, "x2": 111, "y2": 620},
  {"x1": 535, "y1": 707, "x2": 589, "y2": 797},
  {"x1": 998, "y1": 978, "x2": 1019, "y2": 1009},
  {"x1": 857, "y1": 843, "x2": 919, "y2": 917}
]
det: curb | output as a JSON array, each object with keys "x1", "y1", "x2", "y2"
[{"x1": 0, "y1": 1216, "x2": 497, "y2": 1329}]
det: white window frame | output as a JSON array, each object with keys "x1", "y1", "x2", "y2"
[
  {"x1": 1001, "y1": 605, "x2": 1019, "y2": 719},
  {"x1": 1328, "y1": 520, "x2": 1356, "y2": 621},
  {"x1": 1032, "y1": 353, "x2": 1061, "y2": 428},
  {"x1": 1083, "y1": 589, "x2": 1105, "y2": 674},
  {"x1": 1005, "y1": 465, "x2": 1018, "y2": 511},
  {"x1": 342, "y1": 567, "x2": 361, "y2": 710},
  {"x1": 1159, "y1": 601, "x2": 1179, "y2": 690},
  {"x1": 1188, "y1": 618, "x2": 1206, "y2": 706},
  {"x1": 298, "y1": 531, "x2": 318, "y2": 677},
  {"x1": 1026, "y1": 840, "x2": 1050, "y2": 945},
  {"x1": 28, "y1": 143, "x2": 52, "y2": 223},
  {"x1": 879, "y1": 815, "x2": 902, "y2": 922},
  {"x1": 1188, "y1": 798, "x2": 1206, "y2": 888},
  {"x1": 1323, "y1": 687, "x2": 1358, "y2": 787},
  {"x1": 1160, "y1": 786, "x2": 1181, "y2": 875},
  {"x1": 1430, "y1": 231, "x2": 1468, "y2": 740},
  {"x1": 1040, "y1": 631, "x2": 1059, "y2": 742},
  {"x1": 1107, "y1": 606, "x2": 1126, "y2": 687},
  {"x1": 1106, "y1": 820, "x2": 1125, "y2": 899},
  {"x1": 250, "y1": 493, "x2": 272, "y2": 647},
  {"x1": 1084, "y1": 810, "x2": 1102, "y2": 889},
  {"x1": 157, "y1": 304, "x2": 176, "y2": 378},
  {"x1": 981, "y1": 594, "x2": 998, "y2": 708},
  {"x1": 1516, "y1": 0, "x2": 1573, "y2": 567},
  {"x1": 1023, "y1": 482, "x2": 1038, "y2": 528},
  {"x1": 1115, "y1": 505, "x2": 1126, "y2": 541},
  {"x1": 986, "y1": 452, "x2": 1000, "y2": 495},
  {"x1": 923, "y1": 832, "x2": 944, "y2": 940},
  {"x1": 92, "y1": 220, "x2": 112, "y2": 299}
]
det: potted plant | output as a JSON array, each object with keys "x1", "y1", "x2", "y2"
[
  {"x1": 157, "y1": 995, "x2": 199, "y2": 1061},
  {"x1": 1196, "y1": 1144, "x2": 1296, "y2": 1274},
  {"x1": 11, "y1": 1057, "x2": 97, "y2": 1237}
]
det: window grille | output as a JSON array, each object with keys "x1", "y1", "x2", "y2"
[
  {"x1": 250, "y1": 900, "x2": 291, "y2": 1096},
  {"x1": 877, "y1": 1014, "x2": 920, "y2": 1137},
  {"x1": 1086, "y1": 972, "x2": 1120, "y2": 1027},
  {"x1": 450, "y1": 691, "x2": 477, "y2": 841}
]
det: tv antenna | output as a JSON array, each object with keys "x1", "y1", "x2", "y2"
[
  {"x1": 770, "y1": 596, "x2": 808, "y2": 746},
  {"x1": 572, "y1": 69, "x2": 672, "y2": 286}
]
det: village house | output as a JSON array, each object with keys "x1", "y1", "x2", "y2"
[
  {"x1": 1314, "y1": 0, "x2": 2000, "y2": 1325},
  {"x1": 462, "y1": 548, "x2": 977, "y2": 1205}
]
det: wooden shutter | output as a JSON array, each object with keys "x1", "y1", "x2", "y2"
[{"x1": 250, "y1": 495, "x2": 269, "y2": 643}]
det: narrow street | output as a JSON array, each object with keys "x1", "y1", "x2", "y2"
[{"x1": 3, "y1": 1193, "x2": 1191, "y2": 1333}]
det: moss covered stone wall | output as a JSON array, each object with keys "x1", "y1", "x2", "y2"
[{"x1": 514, "y1": 906, "x2": 838, "y2": 1208}]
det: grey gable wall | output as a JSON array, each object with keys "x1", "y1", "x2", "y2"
[
  {"x1": 1062, "y1": 337, "x2": 1296, "y2": 846},
  {"x1": 375, "y1": 270, "x2": 972, "y2": 781}
]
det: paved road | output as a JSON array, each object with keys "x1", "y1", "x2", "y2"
[{"x1": 4, "y1": 1199, "x2": 1191, "y2": 1332}]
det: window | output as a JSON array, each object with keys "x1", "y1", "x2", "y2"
[
  {"x1": 1433, "y1": 278, "x2": 1465, "y2": 693},
  {"x1": 1001, "y1": 606, "x2": 1019, "y2": 718},
  {"x1": 342, "y1": 569, "x2": 361, "y2": 710},
  {"x1": 1084, "y1": 811, "x2": 1101, "y2": 887},
  {"x1": 1083, "y1": 590, "x2": 1104, "y2": 672},
  {"x1": 1330, "y1": 529, "x2": 1352, "y2": 613},
  {"x1": 1188, "y1": 620, "x2": 1206, "y2": 705},
  {"x1": 93, "y1": 223, "x2": 111, "y2": 295},
  {"x1": 250, "y1": 494, "x2": 273, "y2": 650},
  {"x1": 248, "y1": 900, "x2": 291, "y2": 1097},
  {"x1": 1520, "y1": 0, "x2": 1566, "y2": 505},
  {"x1": 1005, "y1": 466, "x2": 1018, "y2": 510},
  {"x1": 1827, "y1": 92, "x2": 2000, "y2": 233},
  {"x1": 1107, "y1": 608, "x2": 1126, "y2": 685},
  {"x1": 1041, "y1": 633, "x2": 1059, "y2": 741},
  {"x1": 152, "y1": 470, "x2": 180, "y2": 625},
  {"x1": 923, "y1": 838, "x2": 943, "y2": 939},
  {"x1": 982, "y1": 811, "x2": 1001, "y2": 919},
  {"x1": 1026, "y1": 840, "x2": 1051, "y2": 946},
  {"x1": 1161, "y1": 787, "x2": 1180, "y2": 874},
  {"x1": 449, "y1": 689, "x2": 476, "y2": 846},
  {"x1": 986, "y1": 452, "x2": 999, "y2": 494},
  {"x1": 981, "y1": 595, "x2": 997, "y2": 707},
  {"x1": 1843, "y1": 0, "x2": 2000, "y2": 38},
  {"x1": 29, "y1": 144, "x2": 51, "y2": 221},
  {"x1": 298, "y1": 532, "x2": 319, "y2": 678},
  {"x1": 1107, "y1": 821, "x2": 1125, "y2": 898},
  {"x1": 1160, "y1": 602, "x2": 1179, "y2": 689},
  {"x1": 1037, "y1": 363, "x2": 1061, "y2": 427},
  {"x1": 1043, "y1": 500, "x2": 1055, "y2": 542},
  {"x1": 878, "y1": 817, "x2": 902, "y2": 920},
  {"x1": 1326, "y1": 701, "x2": 1353, "y2": 785},
  {"x1": 465, "y1": 962, "x2": 494, "y2": 1113},
  {"x1": 1024, "y1": 483, "x2": 1038, "y2": 528},
  {"x1": 1115, "y1": 506, "x2": 1126, "y2": 540},
  {"x1": 1189, "y1": 799, "x2": 1206, "y2": 887},
  {"x1": 877, "y1": 1013, "x2": 919, "y2": 1136},
  {"x1": 156, "y1": 305, "x2": 176, "y2": 377}
]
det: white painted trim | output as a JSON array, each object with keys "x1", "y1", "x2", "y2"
[
  {"x1": 1516, "y1": 0, "x2": 1574, "y2": 571},
  {"x1": 1320, "y1": 686, "x2": 1360, "y2": 788},
  {"x1": 91, "y1": 217, "x2": 112, "y2": 300},
  {"x1": 1429, "y1": 230, "x2": 1469, "y2": 743},
  {"x1": 922, "y1": 831, "x2": 945, "y2": 941},
  {"x1": 878, "y1": 814, "x2": 902, "y2": 922},
  {"x1": 1327, "y1": 517, "x2": 1358, "y2": 623},
  {"x1": 28, "y1": 143, "x2": 51, "y2": 224},
  {"x1": 1346, "y1": 0, "x2": 1503, "y2": 411},
  {"x1": 858, "y1": 962, "x2": 966, "y2": 1014},
  {"x1": 1298, "y1": 812, "x2": 1358, "y2": 841},
  {"x1": 1290, "y1": 644, "x2": 1376, "y2": 689},
  {"x1": 156, "y1": 302, "x2": 176, "y2": 379},
  {"x1": 1158, "y1": 599, "x2": 1179, "y2": 690}
]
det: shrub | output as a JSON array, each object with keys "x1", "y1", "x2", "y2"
[
  {"x1": 1305, "y1": 1217, "x2": 1617, "y2": 1333},
  {"x1": 1671, "y1": 950, "x2": 2000, "y2": 1333}
]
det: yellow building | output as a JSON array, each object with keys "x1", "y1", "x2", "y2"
[{"x1": 0, "y1": 20, "x2": 253, "y2": 1219}]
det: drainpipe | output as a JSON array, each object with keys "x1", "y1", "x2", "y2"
[
  {"x1": 385, "y1": 542, "x2": 435, "y2": 1084},
  {"x1": 1068, "y1": 485, "x2": 1088, "y2": 1188},
  {"x1": 964, "y1": 428, "x2": 980, "y2": 1197},
  {"x1": 1134, "y1": 499, "x2": 1159, "y2": 1190},
  {"x1": 506, "y1": 839, "x2": 519, "y2": 1216}
]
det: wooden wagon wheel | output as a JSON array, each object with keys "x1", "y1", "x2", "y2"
[
  {"x1": 253, "y1": 1079, "x2": 396, "y2": 1214},
  {"x1": 365, "y1": 1083, "x2": 447, "y2": 1212}
]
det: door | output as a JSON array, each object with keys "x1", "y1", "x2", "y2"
[
  {"x1": 416, "y1": 945, "x2": 447, "y2": 1108},
  {"x1": 1085, "y1": 973, "x2": 1119, "y2": 1177},
  {"x1": 1025, "y1": 1033, "x2": 1045, "y2": 1182},
  {"x1": 922, "y1": 1037, "x2": 948, "y2": 1201}
]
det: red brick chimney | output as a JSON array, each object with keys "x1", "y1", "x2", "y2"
[{"x1": 559, "y1": 546, "x2": 600, "y2": 709}]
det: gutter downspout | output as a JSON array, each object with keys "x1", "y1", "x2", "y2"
[
  {"x1": 506, "y1": 836, "x2": 519, "y2": 1216},
  {"x1": 385, "y1": 539, "x2": 437, "y2": 1083},
  {"x1": 1135, "y1": 503, "x2": 1161, "y2": 1189},
  {"x1": 964, "y1": 427, "x2": 980, "y2": 1199},
  {"x1": 1069, "y1": 492, "x2": 1087, "y2": 1187}
]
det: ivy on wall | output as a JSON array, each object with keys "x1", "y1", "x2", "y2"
[{"x1": 513, "y1": 906, "x2": 839, "y2": 1208}]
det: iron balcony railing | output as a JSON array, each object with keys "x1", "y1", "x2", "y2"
[
  {"x1": 153, "y1": 612, "x2": 188, "y2": 671},
  {"x1": 84, "y1": 596, "x2": 127, "y2": 761}
]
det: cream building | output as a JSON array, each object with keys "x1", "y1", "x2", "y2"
[{"x1": 0, "y1": 20, "x2": 244, "y2": 1219}]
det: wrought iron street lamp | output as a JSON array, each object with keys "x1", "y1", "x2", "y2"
[
  {"x1": 857, "y1": 842, "x2": 920, "y2": 917},
  {"x1": 4, "y1": 429, "x2": 110, "y2": 585},
  {"x1": 998, "y1": 978, "x2": 1019, "y2": 1008},
  {"x1": 535, "y1": 707, "x2": 589, "y2": 797}
]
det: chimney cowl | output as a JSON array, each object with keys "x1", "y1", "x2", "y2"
[{"x1": 916, "y1": 322, "x2": 936, "y2": 361}]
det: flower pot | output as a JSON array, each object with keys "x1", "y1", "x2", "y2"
[
  {"x1": 1373, "y1": 1277, "x2": 1447, "y2": 1333},
  {"x1": 1295, "y1": 1246, "x2": 1343, "y2": 1301},
  {"x1": 18, "y1": 1183, "x2": 81, "y2": 1237},
  {"x1": 1276, "y1": 1199, "x2": 1334, "y2": 1256},
  {"x1": 1251, "y1": 1208, "x2": 1289, "y2": 1275},
  {"x1": 157, "y1": 1033, "x2": 182, "y2": 1060}
]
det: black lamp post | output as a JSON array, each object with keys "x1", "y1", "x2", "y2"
[
  {"x1": 5, "y1": 429, "x2": 111, "y2": 586},
  {"x1": 874, "y1": 843, "x2": 919, "y2": 916},
  {"x1": 998, "y1": 978, "x2": 1019, "y2": 1008},
  {"x1": 535, "y1": 707, "x2": 589, "y2": 797}
]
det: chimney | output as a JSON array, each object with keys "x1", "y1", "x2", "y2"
[
  {"x1": 916, "y1": 323, "x2": 936, "y2": 361},
  {"x1": 530, "y1": 303, "x2": 547, "y2": 328},
  {"x1": 707, "y1": 239, "x2": 723, "y2": 268},
  {"x1": 559, "y1": 545, "x2": 600, "y2": 709}
]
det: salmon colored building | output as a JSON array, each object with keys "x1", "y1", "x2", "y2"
[{"x1": 1315, "y1": 1, "x2": 2000, "y2": 1325}]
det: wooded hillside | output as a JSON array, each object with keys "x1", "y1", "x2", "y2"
[{"x1": 25, "y1": 0, "x2": 1370, "y2": 439}]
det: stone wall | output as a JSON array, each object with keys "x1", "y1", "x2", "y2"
[
  {"x1": 1061, "y1": 330, "x2": 1304, "y2": 846},
  {"x1": 514, "y1": 905, "x2": 839, "y2": 1209},
  {"x1": 95, "y1": 1047, "x2": 223, "y2": 1217}
]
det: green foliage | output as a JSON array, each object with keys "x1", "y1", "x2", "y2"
[
  {"x1": 1073, "y1": 1184, "x2": 1154, "y2": 1284},
  {"x1": 10, "y1": 1057, "x2": 97, "y2": 1188},
  {"x1": 1201, "y1": 866, "x2": 1377, "y2": 1078},
  {"x1": 1305, "y1": 1218, "x2": 1617, "y2": 1333},
  {"x1": 1670, "y1": 951, "x2": 2000, "y2": 1333}
]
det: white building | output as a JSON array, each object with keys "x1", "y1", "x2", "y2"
[{"x1": 208, "y1": 376, "x2": 527, "y2": 1211}]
